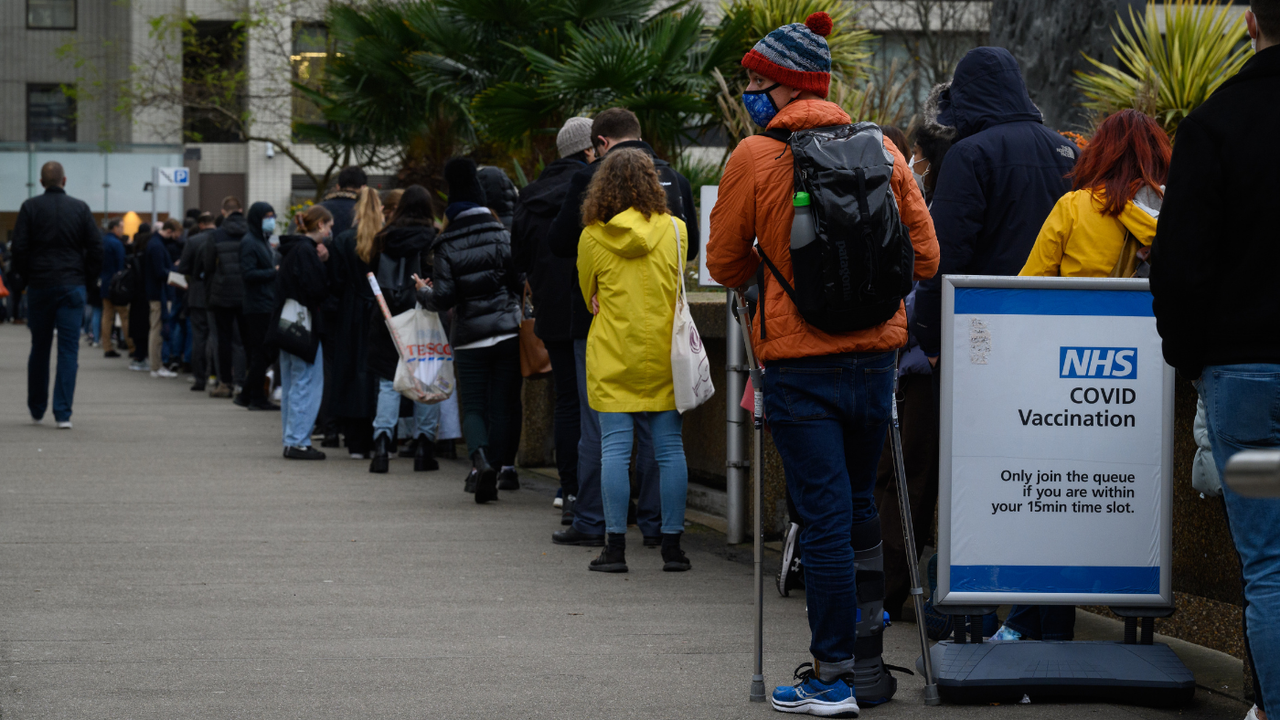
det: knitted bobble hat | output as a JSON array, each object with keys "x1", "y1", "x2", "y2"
[{"x1": 741, "y1": 12, "x2": 834, "y2": 98}]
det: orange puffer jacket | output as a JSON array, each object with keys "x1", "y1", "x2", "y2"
[{"x1": 707, "y1": 99, "x2": 939, "y2": 361}]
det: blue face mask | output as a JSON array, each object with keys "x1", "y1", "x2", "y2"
[
  {"x1": 743, "y1": 83, "x2": 782, "y2": 128},
  {"x1": 260, "y1": 216, "x2": 275, "y2": 236}
]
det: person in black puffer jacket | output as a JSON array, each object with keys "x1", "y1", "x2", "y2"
[
  {"x1": 274, "y1": 204, "x2": 337, "y2": 460},
  {"x1": 237, "y1": 201, "x2": 279, "y2": 410},
  {"x1": 364, "y1": 185, "x2": 442, "y2": 475},
  {"x1": 417, "y1": 158, "x2": 523, "y2": 504},
  {"x1": 477, "y1": 165, "x2": 519, "y2": 231},
  {"x1": 204, "y1": 198, "x2": 250, "y2": 397}
]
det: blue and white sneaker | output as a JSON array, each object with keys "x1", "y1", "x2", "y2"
[{"x1": 771, "y1": 663, "x2": 860, "y2": 717}]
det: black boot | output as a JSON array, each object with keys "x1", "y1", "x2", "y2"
[
  {"x1": 472, "y1": 448, "x2": 498, "y2": 504},
  {"x1": 414, "y1": 434, "x2": 438, "y2": 471},
  {"x1": 661, "y1": 533, "x2": 691, "y2": 572},
  {"x1": 369, "y1": 435, "x2": 390, "y2": 474},
  {"x1": 589, "y1": 533, "x2": 628, "y2": 573},
  {"x1": 497, "y1": 467, "x2": 520, "y2": 490}
]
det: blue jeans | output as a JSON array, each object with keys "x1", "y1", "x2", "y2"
[
  {"x1": 1003, "y1": 605, "x2": 1075, "y2": 640},
  {"x1": 27, "y1": 285, "x2": 87, "y2": 422},
  {"x1": 1200, "y1": 364, "x2": 1280, "y2": 710},
  {"x1": 280, "y1": 344, "x2": 324, "y2": 448},
  {"x1": 82, "y1": 303, "x2": 102, "y2": 343},
  {"x1": 599, "y1": 410, "x2": 688, "y2": 535},
  {"x1": 765, "y1": 350, "x2": 895, "y2": 674},
  {"x1": 571, "y1": 339, "x2": 663, "y2": 536},
  {"x1": 374, "y1": 378, "x2": 439, "y2": 442}
]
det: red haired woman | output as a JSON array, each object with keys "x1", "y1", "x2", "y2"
[{"x1": 1020, "y1": 109, "x2": 1172, "y2": 278}]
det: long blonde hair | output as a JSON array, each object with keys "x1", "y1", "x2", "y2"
[{"x1": 354, "y1": 186, "x2": 384, "y2": 263}]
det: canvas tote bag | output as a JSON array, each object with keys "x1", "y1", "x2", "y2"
[{"x1": 669, "y1": 216, "x2": 714, "y2": 413}]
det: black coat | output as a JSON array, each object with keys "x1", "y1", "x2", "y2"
[
  {"x1": 321, "y1": 191, "x2": 359, "y2": 238},
  {"x1": 10, "y1": 186, "x2": 103, "y2": 290},
  {"x1": 177, "y1": 229, "x2": 213, "y2": 309},
  {"x1": 511, "y1": 157, "x2": 589, "y2": 342},
  {"x1": 241, "y1": 204, "x2": 278, "y2": 315},
  {"x1": 478, "y1": 166, "x2": 519, "y2": 230},
  {"x1": 203, "y1": 213, "x2": 249, "y2": 309},
  {"x1": 366, "y1": 223, "x2": 435, "y2": 382},
  {"x1": 327, "y1": 228, "x2": 379, "y2": 418},
  {"x1": 912, "y1": 47, "x2": 1078, "y2": 356},
  {"x1": 423, "y1": 211, "x2": 522, "y2": 348},
  {"x1": 277, "y1": 234, "x2": 332, "y2": 312},
  {"x1": 1150, "y1": 46, "x2": 1280, "y2": 378},
  {"x1": 545, "y1": 140, "x2": 699, "y2": 338}
]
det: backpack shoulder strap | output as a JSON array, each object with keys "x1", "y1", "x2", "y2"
[
  {"x1": 755, "y1": 245, "x2": 801, "y2": 340},
  {"x1": 762, "y1": 128, "x2": 792, "y2": 143}
]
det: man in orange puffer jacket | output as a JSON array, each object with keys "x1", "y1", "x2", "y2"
[{"x1": 707, "y1": 12, "x2": 939, "y2": 716}]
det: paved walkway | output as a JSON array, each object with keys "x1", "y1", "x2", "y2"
[{"x1": 0, "y1": 324, "x2": 1251, "y2": 719}]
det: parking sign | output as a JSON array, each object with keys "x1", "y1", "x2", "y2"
[{"x1": 157, "y1": 167, "x2": 190, "y2": 187}]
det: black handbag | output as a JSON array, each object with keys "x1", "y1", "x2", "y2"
[{"x1": 268, "y1": 297, "x2": 316, "y2": 362}]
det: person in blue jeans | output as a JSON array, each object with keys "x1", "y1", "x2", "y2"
[{"x1": 10, "y1": 161, "x2": 103, "y2": 429}]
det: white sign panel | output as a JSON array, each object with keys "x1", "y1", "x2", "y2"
[
  {"x1": 157, "y1": 167, "x2": 190, "y2": 187},
  {"x1": 937, "y1": 276, "x2": 1174, "y2": 607},
  {"x1": 698, "y1": 185, "x2": 722, "y2": 288}
]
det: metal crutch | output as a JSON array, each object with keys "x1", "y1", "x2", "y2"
[
  {"x1": 889, "y1": 358, "x2": 941, "y2": 705},
  {"x1": 732, "y1": 290, "x2": 767, "y2": 703}
]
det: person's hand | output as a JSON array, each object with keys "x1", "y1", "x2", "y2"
[
  {"x1": 316, "y1": 243, "x2": 329, "y2": 262},
  {"x1": 591, "y1": 294, "x2": 600, "y2": 314},
  {"x1": 412, "y1": 273, "x2": 432, "y2": 290},
  {"x1": 928, "y1": 356, "x2": 938, "y2": 368}
]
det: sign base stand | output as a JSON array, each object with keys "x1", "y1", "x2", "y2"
[{"x1": 915, "y1": 640, "x2": 1194, "y2": 706}]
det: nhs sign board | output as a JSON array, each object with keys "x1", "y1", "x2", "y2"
[{"x1": 1060, "y1": 347, "x2": 1137, "y2": 379}]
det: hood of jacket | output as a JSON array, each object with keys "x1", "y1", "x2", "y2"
[
  {"x1": 378, "y1": 223, "x2": 435, "y2": 259},
  {"x1": 589, "y1": 208, "x2": 675, "y2": 260},
  {"x1": 220, "y1": 212, "x2": 249, "y2": 240},
  {"x1": 766, "y1": 98, "x2": 852, "y2": 132},
  {"x1": 246, "y1": 202, "x2": 274, "y2": 242},
  {"x1": 936, "y1": 47, "x2": 1042, "y2": 140},
  {"x1": 1118, "y1": 198, "x2": 1159, "y2": 246},
  {"x1": 518, "y1": 158, "x2": 588, "y2": 217}
]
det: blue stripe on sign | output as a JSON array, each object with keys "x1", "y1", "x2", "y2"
[
  {"x1": 954, "y1": 288, "x2": 1154, "y2": 317},
  {"x1": 950, "y1": 565, "x2": 1160, "y2": 594}
]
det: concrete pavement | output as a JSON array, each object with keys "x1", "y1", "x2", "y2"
[{"x1": 0, "y1": 323, "x2": 1253, "y2": 719}]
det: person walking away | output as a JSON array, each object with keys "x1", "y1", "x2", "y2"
[
  {"x1": 321, "y1": 166, "x2": 366, "y2": 237},
  {"x1": 100, "y1": 218, "x2": 129, "y2": 358},
  {"x1": 576, "y1": 148, "x2": 692, "y2": 574},
  {"x1": 511, "y1": 116, "x2": 596, "y2": 522},
  {"x1": 236, "y1": 202, "x2": 280, "y2": 410},
  {"x1": 178, "y1": 212, "x2": 216, "y2": 390},
  {"x1": 364, "y1": 185, "x2": 441, "y2": 474},
  {"x1": 415, "y1": 159, "x2": 522, "y2": 501},
  {"x1": 145, "y1": 219, "x2": 180, "y2": 378},
  {"x1": 329, "y1": 187, "x2": 384, "y2": 459},
  {"x1": 276, "y1": 204, "x2": 336, "y2": 460},
  {"x1": 10, "y1": 161, "x2": 103, "y2": 428},
  {"x1": 205, "y1": 197, "x2": 250, "y2": 398},
  {"x1": 546, "y1": 107, "x2": 700, "y2": 548},
  {"x1": 1151, "y1": 5, "x2": 1280, "y2": 717},
  {"x1": 707, "y1": 13, "x2": 939, "y2": 714}
]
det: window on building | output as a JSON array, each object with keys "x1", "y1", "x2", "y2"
[
  {"x1": 27, "y1": 84, "x2": 76, "y2": 143},
  {"x1": 292, "y1": 22, "x2": 330, "y2": 131},
  {"x1": 183, "y1": 20, "x2": 246, "y2": 143},
  {"x1": 27, "y1": 0, "x2": 75, "y2": 29}
]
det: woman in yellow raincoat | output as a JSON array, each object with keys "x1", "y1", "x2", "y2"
[{"x1": 577, "y1": 148, "x2": 691, "y2": 575}]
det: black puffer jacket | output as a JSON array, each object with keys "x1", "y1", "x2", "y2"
[
  {"x1": 240, "y1": 202, "x2": 278, "y2": 315},
  {"x1": 204, "y1": 213, "x2": 249, "y2": 309},
  {"x1": 424, "y1": 211, "x2": 522, "y2": 348},
  {"x1": 366, "y1": 223, "x2": 435, "y2": 382},
  {"x1": 10, "y1": 186, "x2": 103, "y2": 290},
  {"x1": 511, "y1": 157, "x2": 587, "y2": 342},
  {"x1": 478, "y1": 166, "x2": 519, "y2": 230}
]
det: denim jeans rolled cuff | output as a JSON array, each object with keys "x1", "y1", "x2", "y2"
[
  {"x1": 280, "y1": 343, "x2": 324, "y2": 448},
  {"x1": 1200, "y1": 363, "x2": 1280, "y2": 706},
  {"x1": 816, "y1": 657, "x2": 858, "y2": 684},
  {"x1": 598, "y1": 410, "x2": 688, "y2": 536},
  {"x1": 373, "y1": 378, "x2": 440, "y2": 442}
]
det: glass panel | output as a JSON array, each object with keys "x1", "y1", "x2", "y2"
[
  {"x1": 292, "y1": 23, "x2": 329, "y2": 130},
  {"x1": 27, "y1": 85, "x2": 76, "y2": 143},
  {"x1": 27, "y1": 0, "x2": 75, "y2": 29}
]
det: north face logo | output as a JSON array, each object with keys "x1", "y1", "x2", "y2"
[{"x1": 1057, "y1": 145, "x2": 1076, "y2": 160}]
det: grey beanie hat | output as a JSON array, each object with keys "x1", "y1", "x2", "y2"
[{"x1": 557, "y1": 116, "x2": 594, "y2": 158}]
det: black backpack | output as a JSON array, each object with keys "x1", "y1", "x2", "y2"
[
  {"x1": 108, "y1": 259, "x2": 135, "y2": 306},
  {"x1": 756, "y1": 123, "x2": 914, "y2": 337}
]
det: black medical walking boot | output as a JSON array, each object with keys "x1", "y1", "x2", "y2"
[
  {"x1": 661, "y1": 532, "x2": 691, "y2": 572},
  {"x1": 369, "y1": 435, "x2": 390, "y2": 474},
  {"x1": 414, "y1": 434, "x2": 438, "y2": 472},
  {"x1": 589, "y1": 533, "x2": 628, "y2": 573},
  {"x1": 472, "y1": 448, "x2": 498, "y2": 504},
  {"x1": 851, "y1": 515, "x2": 897, "y2": 706}
]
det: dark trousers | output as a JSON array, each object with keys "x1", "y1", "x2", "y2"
[
  {"x1": 873, "y1": 372, "x2": 939, "y2": 618},
  {"x1": 212, "y1": 307, "x2": 243, "y2": 389},
  {"x1": 26, "y1": 285, "x2": 85, "y2": 422},
  {"x1": 189, "y1": 306, "x2": 211, "y2": 386},
  {"x1": 454, "y1": 337, "x2": 522, "y2": 464},
  {"x1": 1003, "y1": 605, "x2": 1076, "y2": 641},
  {"x1": 239, "y1": 311, "x2": 276, "y2": 404},
  {"x1": 546, "y1": 340, "x2": 580, "y2": 497}
]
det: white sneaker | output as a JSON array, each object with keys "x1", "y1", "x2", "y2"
[
  {"x1": 128, "y1": 360, "x2": 148, "y2": 371},
  {"x1": 151, "y1": 368, "x2": 178, "y2": 378},
  {"x1": 57, "y1": 420, "x2": 72, "y2": 429}
]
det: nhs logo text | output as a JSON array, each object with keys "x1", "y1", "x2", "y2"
[{"x1": 1060, "y1": 347, "x2": 1137, "y2": 379}]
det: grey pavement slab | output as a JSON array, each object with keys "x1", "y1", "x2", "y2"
[{"x1": 0, "y1": 324, "x2": 1251, "y2": 719}]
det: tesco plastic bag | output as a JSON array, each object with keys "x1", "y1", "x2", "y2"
[{"x1": 368, "y1": 273, "x2": 455, "y2": 404}]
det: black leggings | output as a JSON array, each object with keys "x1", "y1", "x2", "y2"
[
  {"x1": 239, "y1": 312, "x2": 276, "y2": 404},
  {"x1": 212, "y1": 307, "x2": 242, "y2": 389}
]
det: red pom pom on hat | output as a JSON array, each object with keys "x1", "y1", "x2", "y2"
[{"x1": 805, "y1": 11, "x2": 833, "y2": 37}]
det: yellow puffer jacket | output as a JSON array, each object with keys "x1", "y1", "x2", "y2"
[
  {"x1": 578, "y1": 208, "x2": 688, "y2": 413},
  {"x1": 1019, "y1": 189, "x2": 1159, "y2": 278}
]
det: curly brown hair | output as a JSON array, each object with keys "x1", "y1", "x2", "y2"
[{"x1": 581, "y1": 148, "x2": 669, "y2": 226}]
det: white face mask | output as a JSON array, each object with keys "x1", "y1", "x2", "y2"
[
  {"x1": 908, "y1": 155, "x2": 930, "y2": 194},
  {"x1": 1252, "y1": 35, "x2": 1258, "y2": 52}
]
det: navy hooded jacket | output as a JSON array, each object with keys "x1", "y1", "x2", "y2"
[
  {"x1": 240, "y1": 202, "x2": 278, "y2": 315},
  {"x1": 912, "y1": 47, "x2": 1078, "y2": 356}
]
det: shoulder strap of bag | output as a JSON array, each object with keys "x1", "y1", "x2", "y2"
[{"x1": 671, "y1": 216, "x2": 685, "y2": 307}]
